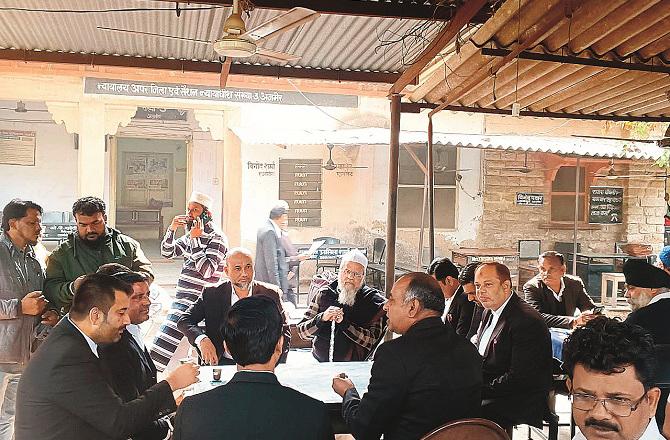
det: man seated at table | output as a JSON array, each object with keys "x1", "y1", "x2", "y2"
[
  {"x1": 563, "y1": 317, "x2": 662, "y2": 440},
  {"x1": 428, "y1": 256, "x2": 474, "y2": 336},
  {"x1": 173, "y1": 296, "x2": 334, "y2": 440},
  {"x1": 298, "y1": 249, "x2": 386, "y2": 362},
  {"x1": 524, "y1": 251, "x2": 597, "y2": 359},
  {"x1": 332, "y1": 273, "x2": 482, "y2": 440},
  {"x1": 96, "y1": 267, "x2": 168, "y2": 440},
  {"x1": 623, "y1": 259, "x2": 670, "y2": 344},
  {"x1": 458, "y1": 262, "x2": 484, "y2": 340},
  {"x1": 474, "y1": 262, "x2": 552, "y2": 429},
  {"x1": 177, "y1": 247, "x2": 290, "y2": 365}
]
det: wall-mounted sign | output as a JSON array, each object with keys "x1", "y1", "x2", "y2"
[
  {"x1": 133, "y1": 107, "x2": 188, "y2": 121},
  {"x1": 279, "y1": 159, "x2": 322, "y2": 227},
  {"x1": 85, "y1": 77, "x2": 358, "y2": 108},
  {"x1": 589, "y1": 186, "x2": 623, "y2": 224},
  {"x1": 0, "y1": 130, "x2": 36, "y2": 166},
  {"x1": 247, "y1": 161, "x2": 276, "y2": 177},
  {"x1": 516, "y1": 192, "x2": 544, "y2": 206}
]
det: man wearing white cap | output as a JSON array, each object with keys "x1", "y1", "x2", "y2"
[
  {"x1": 298, "y1": 249, "x2": 386, "y2": 362},
  {"x1": 149, "y1": 191, "x2": 228, "y2": 372}
]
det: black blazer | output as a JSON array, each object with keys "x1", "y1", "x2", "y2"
[
  {"x1": 173, "y1": 371, "x2": 334, "y2": 440},
  {"x1": 524, "y1": 274, "x2": 595, "y2": 329},
  {"x1": 625, "y1": 297, "x2": 670, "y2": 344},
  {"x1": 342, "y1": 316, "x2": 483, "y2": 440},
  {"x1": 15, "y1": 318, "x2": 176, "y2": 440},
  {"x1": 99, "y1": 329, "x2": 168, "y2": 440},
  {"x1": 177, "y1": 280, "x2": 291, "y2": 363},
  {"x1": 446, "y1": 287, "x2": 476, "y2": 337},
  {"x1": 478, "y1": 294, "x2": 553, "y2": 427}
]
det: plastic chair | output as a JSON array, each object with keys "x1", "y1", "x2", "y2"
[{"x1": 420, "y1": 418, "x2": 509, "y2": 440}]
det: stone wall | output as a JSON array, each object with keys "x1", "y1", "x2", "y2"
[{"x1": 475, "y1": 150, "x2": 666, "y2": 254}]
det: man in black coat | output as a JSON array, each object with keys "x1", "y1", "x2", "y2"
[
  {"x1": 332, "y1": 273, "x2": 483, "y2": 440},
  {"x1": 178, "y1": 247, "x2": 290, "y2": 365},
  {"x1": 473, "y1": 263, "x2": 552, "y2": 429},
  {"x1": 14, "y1": 274, "x2": 198, "y2": 440},
  {"x1": 428, "y1": 256, "x2": 474, "y2": 337},
  {"x1": 173, "y1": 296, "x2": 334, "y2": 440},
  {"x1": 623, "y1": 258, "x2": 670, "y2": 344},
  {"x1": 524, "y1": 252, "x2": 596, "y2": 329},
  {"x1": 97, "y1": 268, "x2": 166, "y2": 440}
]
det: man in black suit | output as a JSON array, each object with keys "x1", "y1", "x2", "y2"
[
  {"x1": 173, "y1": 295, "x2": 334, "y2": 440},
  {"x1": 458, "y1": 262, "x2": 485, "y2": 341},
  {"x1": 428, "y1": 256, "x2": 474, "y2": 337},
  {"x1": 474, "y1": 262, "x2": 552, "y2": 429},
  {"x1": 332, "y1": 273, "x2": 483, "y2": 440},
  {"x1": 178, "y1": 247, "x2": 290, "y2": 365},
  {"x1": 14, "y1": 273, "x2": 199, "y2": 440},
  {"x1": 623, "y1": 259, "x2": 670, "y2": 344},
  {"x1": 97, "y1": 269, "x2": 167, "y2": 440}
]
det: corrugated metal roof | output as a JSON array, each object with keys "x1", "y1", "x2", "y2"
[
  {"x1": 230, "y1": 127, "x2": 665, "y2": 160},
  {"x1": 0, "y1": 0, "x2": 446, "y2": 73},
  {"x1": 411, "y1": 0, "x2": 670, "y2": 119}
]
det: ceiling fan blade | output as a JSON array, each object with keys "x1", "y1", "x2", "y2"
[
  {"x1": 255, "y1": 47, "x2": 301, "y2": 62},
  {"x1": 571, "y1": 134, "x2": 658, "y2": 143},
  {"x1": 219, "y1": 58, "x2": 232, "y2": 89},
  {"x1": 241, "y1": 7, "x2": 319, "y2": 43},
  {"x1": 96, "y1": 26, "x2": 211, "y2": 44}
]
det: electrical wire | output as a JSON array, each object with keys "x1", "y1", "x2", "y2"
[{"x1": 0, "y1": 6, "x2": 225, "y2": 13}]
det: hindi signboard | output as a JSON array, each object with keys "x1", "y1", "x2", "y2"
[
  {"x1": 516, "y1": 192, "x2": 544, "y2": 206},
  {"x1": 589, "y1": 186, "x2": 623, "y2": 224},
  {"x1": 85, "y1": 78, "x2": 358, "y2": 108},
  {"x1": 133, "y1": 107, "x2": 188, "y2": 121},
  {"x1": 279, "y1": 159, "x2": 322, "y2": 227},
  {"x1": 0, "y1": 130, "x2": 36, "y2": 166}
]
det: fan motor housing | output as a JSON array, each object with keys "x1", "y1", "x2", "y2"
[{"x1": 213, "y1": 38, "x2": 256, "y2": 58}]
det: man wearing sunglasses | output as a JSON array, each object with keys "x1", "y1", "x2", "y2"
[{"x1": 563, "y1": 317, "x2": 662, "y2": 440}]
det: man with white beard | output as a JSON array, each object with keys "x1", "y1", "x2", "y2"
[{"x1": 298, "y1": 250, "x2": 386, "y2": 362}]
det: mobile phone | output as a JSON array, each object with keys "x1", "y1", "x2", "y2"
[{"x1": 593, "y1": 305, "x2": 605, "y2": 314}]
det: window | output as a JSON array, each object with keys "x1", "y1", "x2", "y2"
[
  {"x1": 550, "y1": 166, "x2": 586, "y2": 222},
  {"x1": 397, "y1": 145, "x2": 457, "y2": 229}
]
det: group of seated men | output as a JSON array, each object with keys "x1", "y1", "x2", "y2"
[{"x1": 3, "y1": 194, "x2": 669, "y2": 440}]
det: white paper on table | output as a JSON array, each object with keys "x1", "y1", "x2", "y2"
[{"x1": 306, "y1": 240, "x2": 326, "y2": 256}]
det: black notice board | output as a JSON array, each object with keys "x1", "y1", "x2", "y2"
[
  {"x1": 589, "y1": 186, "x2": 623, "y2": 224},
  {"x1": 279, "y1": 159, "x2": 322, "y2": 227}
]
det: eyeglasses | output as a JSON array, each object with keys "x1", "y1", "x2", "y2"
[
  {"x1": 342, "y1": 268, "x2": 364, "y2": 279},
  {"x1": 570, "y1": 391, "x2": 647, "y2": 417}
]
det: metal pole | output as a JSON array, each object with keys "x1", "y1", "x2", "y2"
[
  {"x1": 572, "y1": 158, "x2": 581, "y2": 275},
  {"x1": 427, "y1": 117, "x2": 435, "y2": 263},
  {"x1": 385, "y1": 93, "x2": 401, "y2": 298},
  {"x1": 418, "y1": 173, "x2": 428, "y2": 269}
]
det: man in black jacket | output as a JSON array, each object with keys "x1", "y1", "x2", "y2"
[
  {"x1": 428, "y1": 256, "x2": 474, "y2": 337},
  {"x1": 332, "y1": 273, "x2": 482, "y2": 440},
  {"x1": 623, "y1": 258, "x2": 670, "y2": 344},
  {"x1": 173, "y1": 296, "x2": 334, "y2": 440},
  {"x1": 98, "y1": 268, "x2": 167, "y2": 440},
  {"x1": 474, "y1": 262, "x2": 552, "y2": 429},
  {"x1": 178, "y1": 247, "x2": 290, "y2": 365},
  {"x1": 14, "y1": 274, "x2": 198, "y2": 440}
]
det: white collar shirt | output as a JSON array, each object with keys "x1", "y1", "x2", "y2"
[
  {"x1": 648, "y1": 291, "x2": 670, "y2": 306},
  {"x1": 126, "y1": 324, "x2": 145, "y2": 350},
  {"x1": 442, "y1": 296, "x2": 455, "y2": 323},
  {"x1": 478, "y1": 293, "x2": 514, "y2": 356},
  {"x1": 67, "y1": 315, "x2": 99, "y2": 358},
  {"x1": 546, "y1": 277, "x2": 566, "y2": 302},
  {"x1": 573, "y1": 418, "x2": 662, "y2": 440}
]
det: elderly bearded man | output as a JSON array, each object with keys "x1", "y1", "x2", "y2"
[{"x1": 298, "y1": 249, "x2": 386, "y2": 362}]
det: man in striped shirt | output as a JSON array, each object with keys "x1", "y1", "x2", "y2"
[{"x1": 149, "y1": 191, "x2": 228, "y2": 372}]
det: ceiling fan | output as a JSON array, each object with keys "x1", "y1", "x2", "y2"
[
  {"x1": 0, "y1": 101, "x2": 49, "y2": 113},
  {"x1": 97, "y1": 0, "x2": 319, "y2": 88},
  {"x1": 572, "y1": 124, "x2": 670, "y2": 149},
  {"x1": 592, "y1": 159, "x2": 670, "y2": 179},
  {"x1": 322, "y1": 144, "x2": 368, "y2": 171}
]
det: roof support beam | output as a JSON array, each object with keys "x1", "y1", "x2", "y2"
[
  {"x1": 0, "y1": 49, "x2": 400, "y2": 83},
  {"x1": 154, "y1": 0, "x2": 492, "y2": 22},
  {"x1": 401, "y1": 102, "x2": 670, "y2": 122},
  {"x1": 481, "y1": 48, "x2": 670, "y2": 75},
  {"x1": 389, "y1": 0, "x2": 490, "y2": 95}
]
